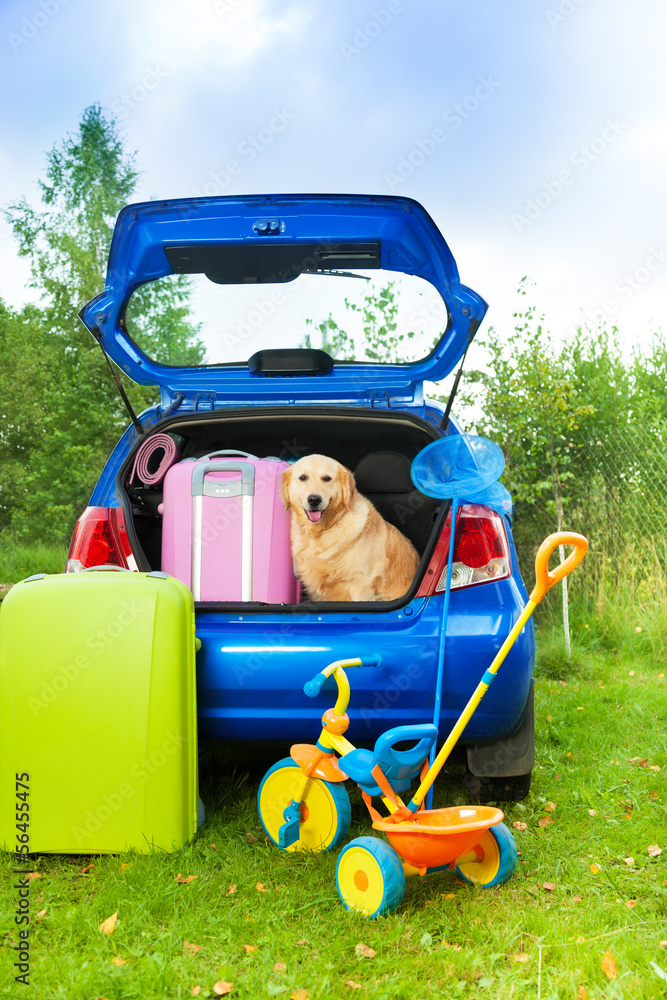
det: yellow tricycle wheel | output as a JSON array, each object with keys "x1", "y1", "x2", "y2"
[
  {"x1": 336, "y1": 837, "x2": 405, "y2": 917},
  {"x1": 257, "y1": 758, "x2": 350, "y2": 852},
  {"x1": 455, "y1": 821, "x2": 517, "y2": 887}
]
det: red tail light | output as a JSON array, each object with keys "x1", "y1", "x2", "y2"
[
  {"x1": 66, "y1": 507, "x2": 138, "y2": 572},
  {"x1": 417, "y1": 504, "x2": 510, "y2": 597}
]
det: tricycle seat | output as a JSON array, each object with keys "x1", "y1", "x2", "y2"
[{"x1": 339, "y1": 724, "x2": 438, "y2": 796}]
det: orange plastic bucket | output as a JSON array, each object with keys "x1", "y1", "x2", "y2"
[{"x1": 373, "y1": 805, "x2": 504, "y2": 868}]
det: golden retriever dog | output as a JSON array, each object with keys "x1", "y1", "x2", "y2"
[{"x1": 282, "y1": 454, "x2": 420, "y2": 602}]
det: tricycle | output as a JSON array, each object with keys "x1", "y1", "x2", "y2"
[{"x1": 258, "y1": 530, "x2": 588, "y2": 916}]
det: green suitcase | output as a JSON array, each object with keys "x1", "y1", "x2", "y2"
[{"x1": 0, "y1": 569, "x2": 198, "y2": 854}]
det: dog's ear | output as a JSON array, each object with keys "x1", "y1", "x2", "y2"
[
  {"x1": 340, "y1": 465, "x2": 356, "y2": 511},
  {"x1": 281, "y1": 466, "x2": 293, "y2": 510}
]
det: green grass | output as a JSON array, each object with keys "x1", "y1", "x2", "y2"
[
  {"x1": 0, "y1": 539, "x2": 68, "y2": 588},
  {"x1": 1, "y1": 639, "x2": 666, "y2": 999}
]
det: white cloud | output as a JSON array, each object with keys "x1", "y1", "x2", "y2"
[
  {"x1": 0, "y1": 0, "x2": 664, "y2": 355},
  {"x1": 116, "y1": 0, "x2": 313, "y2": 74}
]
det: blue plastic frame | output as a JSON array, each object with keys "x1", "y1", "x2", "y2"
[{"x1": 79, "y1": 194, "x2": 487, "y2": 404}]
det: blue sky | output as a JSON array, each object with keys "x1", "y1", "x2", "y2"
[{"x1": 0, "y1": 0, "x2": 665, "y2": 363}]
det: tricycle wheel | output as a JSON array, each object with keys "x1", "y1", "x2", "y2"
[
  {"x1": 454, "y1": 821, "x2": 517, "y2": 887},
  {"x1": 257, "y1": 758, "x2": 350, "y2": 853},
  {"x1": 336, "y1": 837, "x2": 405, "y2": 917}
]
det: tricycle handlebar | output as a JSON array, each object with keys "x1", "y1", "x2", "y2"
[
  {"x1": 358, "y1": 655, "x2": 383, "y2": 669},
  {"x1": 303, "y1": 673, "x2": 328, "y2": 698},
  {"x1": 303, "y1": 655, "x2": 383, "y2": 700}
]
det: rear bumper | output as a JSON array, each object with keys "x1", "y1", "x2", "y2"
[{"x1": 195, "y1": 577, "x2": 535, "y2": 744}]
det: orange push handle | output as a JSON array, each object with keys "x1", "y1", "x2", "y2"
[{"x1": 529, "y1": 532, "x2": 588, "y2": 604}]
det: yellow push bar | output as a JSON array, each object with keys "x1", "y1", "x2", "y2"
[{"x1": 405, "y1": 531, "x2": 588, "y2": 814}]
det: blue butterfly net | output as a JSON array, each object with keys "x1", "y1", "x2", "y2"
[{"x1": 411, "y1": 435, "x2": 511, "y2": 514}]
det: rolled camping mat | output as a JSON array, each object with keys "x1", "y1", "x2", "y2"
[{"x1": 129, "y1": 434, "x2": 181, "y2": 487}]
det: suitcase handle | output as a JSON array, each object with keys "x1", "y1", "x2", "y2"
[
  {"x1": 191, "y1": 461, "x2": 255, "y2": 496},
  {"x1": 203, "y1": 449, "x2": 259, "y2": 460},
  {"x1": 80, "y1": 565, "x2": 132, "y2": 572},
  {"x1": 200, "y1": 451, "x2": 284, "y2": 463}
]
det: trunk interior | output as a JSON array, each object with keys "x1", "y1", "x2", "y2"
[{"x1": 121, "y1": 407, "x2": 445, "y2": 605}]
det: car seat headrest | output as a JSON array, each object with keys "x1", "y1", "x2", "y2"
[{"x1": 354, "y1": 451, "x2": 414, "y2": 494}]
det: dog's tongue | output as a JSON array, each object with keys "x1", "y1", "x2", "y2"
[{"x1": 307, "y1": 510, "x2": 323, "y2": 523}]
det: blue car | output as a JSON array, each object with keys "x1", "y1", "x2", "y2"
[{"x1": 69, "y1": 194, "x2": 535, "y2": 802}]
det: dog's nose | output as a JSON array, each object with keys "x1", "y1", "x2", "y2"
[{"x1": 307, "y1": 494, "x2": 322, "y2": 509}]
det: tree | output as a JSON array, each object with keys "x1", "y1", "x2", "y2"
[
  {"x1": 6, "y1": 104, "x2": 138, "y2": 328},
  {"x1": 304, "y1": 276, "x2": 667, "y2": 642},
  {"x1": 463, "y1": 283, "x2": 595, "y2": 657},
  {"x1": 1, "y1": 105, "x2": 205, "y2": 543},
  {"x1": 303, "y1": 282, "x2": 427, "y2": 361},
  {"x1": 0, "y1": 302, "x2": 59, "y2": 534}
]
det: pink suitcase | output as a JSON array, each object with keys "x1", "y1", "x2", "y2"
[{"x1": 160, "y1": 451, "x2": 297, "y2": 603}]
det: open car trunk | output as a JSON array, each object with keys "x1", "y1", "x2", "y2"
[{"x1": 119, "y1": 407, "x2": 445, "y2": 609}]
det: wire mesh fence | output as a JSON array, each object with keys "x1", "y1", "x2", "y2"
[{"x1": 507, "y1": 419, "x2": 667, "y2": 619}]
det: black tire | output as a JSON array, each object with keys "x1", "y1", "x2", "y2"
[
  {"x1": 464, "y1": 681, "x2": 535, "y2": 803},
  {"x1": 463, "y1": 769, "x2": 532, "y2": 803}
]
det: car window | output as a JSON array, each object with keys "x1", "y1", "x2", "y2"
[{"x1": 123, "y1": 271, "x2": 449, "y2": 368}]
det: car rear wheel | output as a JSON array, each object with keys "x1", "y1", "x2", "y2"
[
  {"x1": 463, "y1": 769, "x2": 532, "y2": 802},
  {"x1": 464, "y1": 680, "x2": 534, "y2": 802}
]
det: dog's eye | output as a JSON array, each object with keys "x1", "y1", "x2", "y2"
[
  {"x1": 298, "y1": 474, "x2": 307, "y2": 481},
  {"x1": 322, "y1": 476, "x2": 332, "y2": 482}
]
